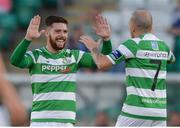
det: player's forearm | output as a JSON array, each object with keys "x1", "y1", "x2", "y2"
[
  {"x1": 10, "y1": 39, "x2": 31, "y2": 67},
  {"x1": 90, "y1": 47, "x2": 112, "y2": 70},
  {"x1": 101, "y1": 39, "x2": 112, "y2": 54}
]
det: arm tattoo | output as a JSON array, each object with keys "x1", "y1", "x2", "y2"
[
  {"x1": 92, "y1": 47, "x2": 104, "y2": 57},
  {"x1": 91, "y1": 46, "x2": 109, "y2": 69},
  {"x1": 92, "y1": 47, "x2": 99, "y2": 54}
]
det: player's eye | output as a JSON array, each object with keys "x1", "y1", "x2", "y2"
[
  {"x1": 56, "y1": 29, "x2": 62, "y2": 32},
  {"x1": 63, "y1": 30, "x2": 68, "y2": 33}
]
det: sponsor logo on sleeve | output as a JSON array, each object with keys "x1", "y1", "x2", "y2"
[{"x1": 110, "y1": 50, "x2": 122, "y2": 60}]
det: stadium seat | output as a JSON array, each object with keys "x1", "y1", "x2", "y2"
[
  {"x1": 0, "y1": 30, "x2": 12, "y2": 50},
  {"x1": 15, "y1": 7, "x2": 35, "y2": 29},
  {"x1": 15, "y1": 0, "x2": 42, "y2": 9},
  {"x1": 42, "y1": 0, "x2": 58, "y2": 8},
  {"x1": 13, "y1": 0, "x2": 42, "y2": 29},
  {"x1": 0, "y1": 13, "x2": 17, "y2": 30},
  {"x1": 0, "y1": 13, "x2": 17, "y2": 50}
]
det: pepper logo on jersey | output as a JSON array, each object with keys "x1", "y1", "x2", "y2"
[
  {"x1": 42, "y1": 65, "x2": 67, "y2": 72},
  {"x1": 111, "y1": 50, "x2": 122, "y2": 60},
  {"x1": 61, "y1": 67, "x2": 71, "y2": 73},
  {"x1": 151, "y1": 41, "x2": 159, "y2": 50}
]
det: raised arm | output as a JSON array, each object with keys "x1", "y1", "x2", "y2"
[
  {"x1": 78, "y1": 40, "x2": 112, "y2": 68},
  {"x1": 10, "y1": 15, "x2": 45, "y2": 68},
  {"x1": 10, "y1": 39, "x2": 33, "y2": 68},
  {"x1": 80, "y1": 36, "x2": 113, "y2": 70},
  {"x1": 80, "y1": 36, "x2": 139, "y2": 70},
  {"x1": 93, "y1": 14, "x2": 112, "y2": 54},
  {"x1": 78, "y1": 15, "x2": 112, "y2": 68}
]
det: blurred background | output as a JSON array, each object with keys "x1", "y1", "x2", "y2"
[{"x1": 0, "y1": 0, "x2": 180, "y2": 126}]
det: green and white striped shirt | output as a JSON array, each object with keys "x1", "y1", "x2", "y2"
[
  {"x1": 10, "y1": 39, "x2": 112, "y2": 124},
  {"x1": 107, "y1": 33, "x2": 175, "y2": 120},
  {"x1": 28, "y1": 48, "x2": 83, "y2": 123}
]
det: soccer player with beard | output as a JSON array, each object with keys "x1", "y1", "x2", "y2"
[{"x1": 10, "y1": 15, "x2": 112, "y2": 126}]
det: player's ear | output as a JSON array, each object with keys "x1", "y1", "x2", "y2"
[
  {"x1": 45, "y1": 29, "x2": 49, "y2": 37},
  {"x1": 133, "y1": 28, "x2": 136, "y2": 33},
  {"x1": 45, "y1": 26, "x2": 51, "y2": 37}
]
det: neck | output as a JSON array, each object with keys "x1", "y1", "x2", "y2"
[
  {"x1": 46, "y1": 42, "x2": 61, "y2": 54},
  {"x1": 135, "y1": 30, "x2": 152, "y2": 38}
]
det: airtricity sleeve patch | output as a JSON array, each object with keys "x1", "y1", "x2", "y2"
[{"x1": 106, "y1": 49, "x2": 125, "y2": 65}]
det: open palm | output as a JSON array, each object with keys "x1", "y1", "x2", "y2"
[
  {"x1": 93, "y1": 15, "x2": 111, "y2": 40},
  {"x1": 25, "y1": 15, "x2": 45, "y2": 41},
  {"x1": 80, "y1": 35, "x2": 99, "y2": 52}
]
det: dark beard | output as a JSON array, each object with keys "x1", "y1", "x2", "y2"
[{"x1": 49, "y1": 35, "x2": 65, "y2": 51}]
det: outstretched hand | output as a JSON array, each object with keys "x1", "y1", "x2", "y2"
[
  {"x1": 93, "y1": 14, "x2": 111, "y2": 40},
  {"x1": 25, "y1": 15, "x2": 45, "y2": 41},
  {"x1": 80, "y1": 35, "x2": 99, "y2": 52}
]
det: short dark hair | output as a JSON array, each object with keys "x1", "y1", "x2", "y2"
[{"x1": 45, "y1": 16, "x2": 68, "y2": 26}]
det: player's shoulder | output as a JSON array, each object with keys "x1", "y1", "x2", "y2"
[
  {"x1": 30, "y1": 47, "x2": 43, "y2": 53},
  {"x1": 26, "y1": 48, "x2": 44, "y2": 59},
  {"x1": 142, "y1": 33, "x2": 170, "y2": 52},
  {"x1": 64, "y1": 49, "x2": 77, "y2": 54},
  {"x1": 122, "y1": 37, "x2": 141, "y2": 46},
  {"x1": 151, "y1": 36, "x2": 170, "y2": 52},
  {"x1": 64, "y1": 49, "x2": 85, "y2": 62},
  {"x1": 34, "y1": 48, "x2": 44, "y2": 54},
  {"x1": 64, "y1": 49, "x2": 85, "y2": 58},
  {"x1": 33, "y1": 48, "x2": 44, "y2": 55},
  {"x1": 120, "y1": 38, "x2": 139, "y2": 50}
]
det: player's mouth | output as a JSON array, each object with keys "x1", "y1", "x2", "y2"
[{"x1": 56, "y1": 37, "x2": 66, "y2": 43}]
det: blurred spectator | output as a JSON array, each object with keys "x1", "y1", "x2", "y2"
[
  {"x1": 168, "y1": 112, "x2": 180, "y2": 126},
  {"x1": 79, "y1": 4, "x2": 125, "y2": 73},
  {"x1": 167, "y1": 0, "x2": 180, "y2": 71},
  {"x1": 66, "y1": 24, "x2": 99, "y2": 73},
  {"x1": 95, "y1": 111, "x2": 110, "y2": 126},
  {"x1": 66, "y1": 24, "x2": 89, "y2": 52},
  {"x1": 80, "y1": 4, "x2": 103, "y2": 40},
  {"x1": 0, "y1": 0, "x2": 12, "y2": 13},
  {"x1": 0, "y1": 54, "x2": 28, "y2": 126}
]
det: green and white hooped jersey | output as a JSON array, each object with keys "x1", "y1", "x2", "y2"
[
  {"x1": 26, "y1": 48, "x2": 85, "y2": 124},
  {"x1": 10, "y1": 39, "x2": 112, "y2": 124},
  {"x1": 107, "y1": 33, "x2": 175, "y2": 120}
]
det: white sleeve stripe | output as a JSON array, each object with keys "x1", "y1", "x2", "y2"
[
  {"x1": 26, "y1": 51, "x2": 36, "y2": 63},
  {"x1": 35, "y1": 49, "x2": 42, "y2": 52},
  {"x1": 118, "y1": 45, "x2": 134, "y2": 58},
  {"x1": 106, "y1": 55, "x2": 115, "y2": 64},
  {"x1": 168, "y1": 51, "x2": 175, "y2": 62},
  {"x1": 168, "y1": 51, "x2": 172, "y2": 60},
  {"x1": 171, "y1": 54, "x2": 175, "y2": 62},
  {"x1": 77, "y1": 51, "x2": 84, "y2": 63}
]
